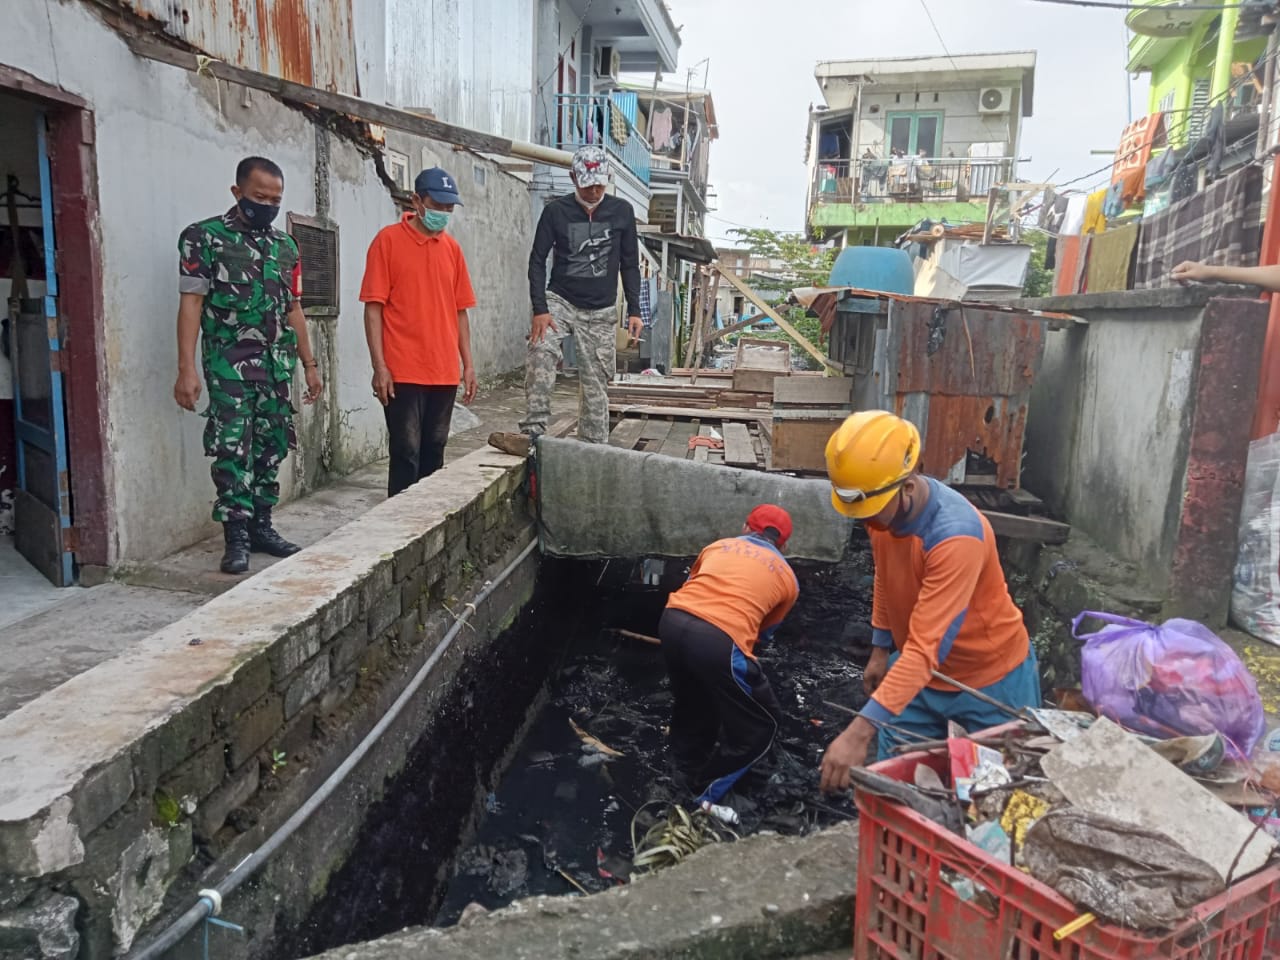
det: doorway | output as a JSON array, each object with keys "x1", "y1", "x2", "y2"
[{"x1": 0, "y1": 76, "x2": 109, "y2": 589}]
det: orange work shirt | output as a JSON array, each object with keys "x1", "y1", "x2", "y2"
[
  {"x1": 666, "y1": 535, "x2": 800, "y2": 659},
  {"x1": 861, "y1": 478, "x2": 1029, "y2": 725},
  {"x1": 358, "y1": 213, "x2": 477, "y2": 385}
]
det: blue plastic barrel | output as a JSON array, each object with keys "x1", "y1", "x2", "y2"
[{"x1": 828, "y1": 246, "x2": 915, "y2": 294}]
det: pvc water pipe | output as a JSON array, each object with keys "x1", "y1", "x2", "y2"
[{"x1": 125, "y1": 539, "x2": 540, "y2": 960}]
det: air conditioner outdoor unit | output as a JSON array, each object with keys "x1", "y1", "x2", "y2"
[
  {"x1": 978, "y1": 87, "x2": 1013, "y2": 115},
  {"x1": 595, "y1": 46, "x2": 621, "y2": 81}
]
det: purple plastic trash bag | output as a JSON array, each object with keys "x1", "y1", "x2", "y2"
[{"x1": 1073, "y1": 611, "x2": 1265, "y2": 758}]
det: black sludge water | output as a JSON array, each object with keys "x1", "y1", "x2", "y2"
[{"x1": 295, "y1": 544, "x2": 875, "y2": 954}]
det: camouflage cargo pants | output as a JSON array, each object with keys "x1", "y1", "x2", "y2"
[
  {"x1": 203, "y1": 377, "x2": 297, "y2": 522},
  {"x1": 519, "y1": 292, "x2": 616, "y2": 443}
]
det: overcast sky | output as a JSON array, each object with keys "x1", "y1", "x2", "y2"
[{"x1": 654, "y1": 0, "x2": 1147, "y2": 245}]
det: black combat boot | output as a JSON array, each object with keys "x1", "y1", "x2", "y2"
[
  {"x1": 220, "y1": 520, "x2": 251, "y2": 574},
  {"x1": 248, "y1": 506, "x2": 300, "y2": 557}
]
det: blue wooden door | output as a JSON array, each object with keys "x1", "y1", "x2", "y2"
[{"x1": 12, "y1": 112, "x2": 74, "y2": 586}]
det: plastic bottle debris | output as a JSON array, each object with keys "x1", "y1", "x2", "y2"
[{"x1": 700, "y1": 801, "x2": 741, "y2": 826}]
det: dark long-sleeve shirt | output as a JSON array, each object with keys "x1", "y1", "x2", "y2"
[{"x1": 528, "y1": 193, "x2": 643, "y2": 317}]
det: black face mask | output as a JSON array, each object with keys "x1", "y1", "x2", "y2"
[{"x1": 237, "y1": 196, "x2": 280, "y2": 229}]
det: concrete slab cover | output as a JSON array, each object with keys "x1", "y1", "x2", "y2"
[
  {"x1": 1041, "y1": 718, "x2": 1275, "y2": 880},
  {"x1": 0, "y1": 449, "x2": 524, "y2": 859},
  {"x1": 535, "y1": 438, "x2": 855, "y2": 562}
]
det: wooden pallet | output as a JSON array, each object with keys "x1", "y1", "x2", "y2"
[{"x1": 609, "y1": 411, "x2": 771, "y2": 470}]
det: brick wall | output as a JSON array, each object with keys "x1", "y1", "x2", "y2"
[{"x1": 0, "y1": 449, "x2": 534, "y2": 960}]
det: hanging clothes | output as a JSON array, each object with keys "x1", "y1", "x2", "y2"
[
  {"x1": 1102, "y1": 181, "x2": 1126, "y2": 220},
  {"x1": 1085, "y1": 223, "x2": 1139, "y2": 294},
  {"x1": 1054, "y1": 236, "x2": 1084, "y2": 296},
  {"x1": 650, "y1": 107, "x2": 674, "y2": 151},
  {"x1": 1082, "y1": 188, "x2": 1108, "y2": 235},
  {"x1": 1061, "y1": 194, "x2": 1088, "y2": 237}
]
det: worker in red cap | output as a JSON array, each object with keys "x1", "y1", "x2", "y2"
[{"x1": 658, "y1": 505, "x2": 800, "y2": 821}]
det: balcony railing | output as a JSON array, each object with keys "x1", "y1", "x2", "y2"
[
  {"x1": 554, "y1": 93, "x2": 651, "y2": 185},
  {"x1": 810, "y1": 157, "x2": 1016, "y2": 208}
]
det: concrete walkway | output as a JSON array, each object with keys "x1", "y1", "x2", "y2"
[{"x1": 0, "y1": 379, "x2": 577, "y2": 720}]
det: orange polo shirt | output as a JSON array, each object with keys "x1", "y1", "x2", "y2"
[
  {"x1": 359, "y1": 213, "x2": 477, "y2": 385},
  {"x1": 861, "y1": 478, "x2": 1029, "y2": 724},
  {"x1": 666, "y1": 535, "x2": 800, "y2": 658}
]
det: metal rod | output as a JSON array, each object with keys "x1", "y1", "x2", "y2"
[{"x1": 930, "y1": 669, "x2": 1030, "y2": 721}]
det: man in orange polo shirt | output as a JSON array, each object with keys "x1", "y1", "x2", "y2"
[
  {"x1": 660, "y1": 505, "x2": 800, "y2": 819},
  {"x1": 817, "y1": 411, "x2": 1040, "y2": 793},
  {"x1": 360, "y1": 168, "x2": 478, "y2": 497}
]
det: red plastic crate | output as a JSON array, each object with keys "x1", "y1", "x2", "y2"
[{"x1": 853, "y1": 746, "x2": 1280, "y2": 959}]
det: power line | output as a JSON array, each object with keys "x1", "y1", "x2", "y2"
[
  {"x1": 1028, "y1": 0, "x2": 1265, "y2": 9},
  {"x1": 1052, "y1": 48, "x2": 1274, "y2": 189},
  {"x1": 917, "y1": 0, "x2": 961, "y2": 73}
]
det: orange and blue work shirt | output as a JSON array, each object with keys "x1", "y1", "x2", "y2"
[
  {"x1": 666, "y1": 535, "x2": 800, "y2": 658},
  {"x1": 860, "y1": 478, "x2": 1029, "y2": 727}
]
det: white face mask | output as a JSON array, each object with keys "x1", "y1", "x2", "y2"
[{"x1": 575, "y1": 188, "x2": 604, "y2": 210}]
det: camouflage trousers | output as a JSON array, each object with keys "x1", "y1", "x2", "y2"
[
  {"x1": 203, "y1": 377, "x2": 297, "y2": 522},
  {"x1": 519, "y1": 293, "x2": 616, "y2": 443}
]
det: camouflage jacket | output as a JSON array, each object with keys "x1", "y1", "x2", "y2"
[{"x1": 178, "y1": 208, "x2": 301, "y2": 383}]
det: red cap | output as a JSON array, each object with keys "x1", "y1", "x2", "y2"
[{"x1": 746, "y1": 504, "x2": 793, "y2": 549}]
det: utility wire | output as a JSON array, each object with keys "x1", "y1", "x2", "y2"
[
  {"x1": 1053, "y1": 49, "x2": 1275, "y2": 189},
  {"x1": 1028, "y1": 0, "x2": 1269, "y2": 9},
  {"x1": 917, "y1": 0, "x2": 962, "y2": 73}
]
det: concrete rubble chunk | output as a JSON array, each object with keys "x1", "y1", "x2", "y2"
[
  {"x1": 298, "y1": 823, "x2": 857, "y2": 960},
  {"x1": 1042, "y1": 717, "x2": 1276, "y2": 881},
  {"x1": 0, "y1": 797, "x2": 84, "y2": 879},
  {"x1": 109, "y1": 828, "x2": 170, "y2": 953},
  {"x1": 0, "y1": 892, "x2": 80, "y2": 960}
]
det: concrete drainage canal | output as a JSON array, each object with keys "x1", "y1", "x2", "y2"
[{"x1": 286, "y1": 550, "x2": 873, "y2": 959}]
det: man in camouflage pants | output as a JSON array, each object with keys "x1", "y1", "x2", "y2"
[
  {"x1": 489, "y1": 145, "x2": 643, "y2": 454},
  {"x1": 174, "y1": 156, "x2": 323, "y2": 575}
]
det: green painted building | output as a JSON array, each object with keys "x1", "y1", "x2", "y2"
[
  {"x1": 805, "y1": 52, "x2": 1037, "y2": 246},
  {"x1": 1127, "y1": 0, "x2": 1271, "y2": 147}
]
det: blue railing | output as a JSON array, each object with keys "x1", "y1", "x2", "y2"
[{"x1": 554, "y1": 93, "x2": 652, "y2": 185}]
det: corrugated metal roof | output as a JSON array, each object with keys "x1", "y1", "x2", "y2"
[{"x1": 116, "y1": 0, "x2": 356, "y2": 93}]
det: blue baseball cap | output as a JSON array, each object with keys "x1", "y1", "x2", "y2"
[{"x1": 414, "y1": 167, "x2": 463, "y2": 205}]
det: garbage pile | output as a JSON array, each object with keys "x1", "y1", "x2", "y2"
[{"x1": 859, "y1": 612, "x2": 1280, "y2": 936}]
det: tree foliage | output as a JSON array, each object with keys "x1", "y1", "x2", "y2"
[{"x1": 1022, "y1": 230, "x2": 1053, "y2": 299}]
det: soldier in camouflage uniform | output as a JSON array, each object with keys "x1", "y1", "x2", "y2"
[{"x1": 174, "y1": 156, "x2": 323, "y2": 575}]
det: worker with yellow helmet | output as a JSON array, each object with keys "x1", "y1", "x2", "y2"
[{"x1": 818, "y1": 411, "x2": 1040, "y2": 793}]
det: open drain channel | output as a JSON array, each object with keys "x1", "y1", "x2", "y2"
[{"x1": 291, "y1": 549, "x2": 874, "y2": 957}]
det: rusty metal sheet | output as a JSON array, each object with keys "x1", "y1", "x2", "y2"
[
  {"x1": 899, "y1": 393, "x2": 1029, "y2": 489},
  {"x1": 889, "y1": 302, "x2": 1046, "y2": 398},
  {"x1": 793, "y1": 285, "x2": 1083, "y2": 337},
  {"x1": 114, "y1": 0, "x2": 356, "y2": 92}
]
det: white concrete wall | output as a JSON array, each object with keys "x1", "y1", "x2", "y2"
[
  {"x1": 856, "y1": 88, "x2": 1020, "y2": 157},
  {"x1": 1, "y1": 1, "x2": 535, "y2": 564},
  {"x1": 383, "y1": 0, "x2": 536, "y2": 142}
]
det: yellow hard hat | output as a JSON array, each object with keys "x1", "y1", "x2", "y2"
[{"x1": 825, "y1": 411, "x2": 921, "y2": 519}]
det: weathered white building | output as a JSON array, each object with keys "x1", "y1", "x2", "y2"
[{"x1": 0, "y1": 0, "x2": 681, "y2": 583}]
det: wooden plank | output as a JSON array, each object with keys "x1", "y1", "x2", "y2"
[
  {"x1": 638, "y1": 418, "x2": 674, "y2": 449},
  {"x1": 716, "y1": 266, "x2": 841, "y2": 372},
  {"x1": 773, "y1": 377, "x2": 855, "y2": 406},
  {"x1": 771, "y1": 419, "x2": 841, "y2": 473},
  {"x1": 693, "y1": 425, "x2": 714, "y2": 463},
  {"x1": 549, "y1": 417, "x2": 578, "y2": 439},
  {"x1": 981, "y1": 510, "x2": 1070, "y2": 545},
  {"x1": 609, "y1": 418, "x2": 647, "y2": 450},
  {"x1": 658, "y1": 421, "x2": 698, "y2": 459},
  {"x1": 123, "y1": 34, "x2": 539, "y2": 163},
  {"x1": 704, "y1": 315, "x2": 757, "y2": 345},
  {"x1": 609, "y1": 404, "x2": 770, "y2": 424},
  {"x1": 723, "y1": 423, "x2": 756, "y2": 467}
]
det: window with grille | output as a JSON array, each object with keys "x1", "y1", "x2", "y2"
[
  {"x1": 1187, "y1": 79, "x2": 1212, "y2": 142},
  {"x1": 288, "y1": 214, "x2": 339, "y2": 314}
]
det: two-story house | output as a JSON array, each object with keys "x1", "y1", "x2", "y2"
[
  {"x1": 1126, "y1": 0, "x2": 1274, "y2": 151},
  {"x1": 0, "y1": 0, "x2": 683, "y2": 586},
  {"x1": 805, "y1": 52, "x2": 1037, "y2": 246}
]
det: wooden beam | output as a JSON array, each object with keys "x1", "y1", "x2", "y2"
[
  {"x1": 715, "y1": 266, "x2": 840, "y2": 372},
  {"x1": 122, "y1": 33, "x2": 564, "y2": 165},
  {"x1": 981, "y1": 510, "x2": 1070, "y2": 545},
  {"x1": 704, "y1": 315, "x2": 756, "y2": 345}
]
